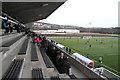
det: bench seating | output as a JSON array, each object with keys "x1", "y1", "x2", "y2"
[
  {"x1": 51, "y1": 76, "x2": 61, "y2": 80},
  {"x1": 2, "y1": 59, "x2": 24, "y2": 79},
  {"x1": 40, "y1": 48, "x2": 54, "y2": 68},
  {"x1": 18, "y1": 38, "x2": 29, "y2": 55},
  {"x1": 32, "y1": 68, "x2": 44, "y2": 80},
  {"x1": 2, "y1": 34, "x2": 24, "y2": 47},
  {"x1": 31, "y1": 43, "x2": 39, "y2": 61}
]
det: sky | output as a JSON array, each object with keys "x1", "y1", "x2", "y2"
[{"x1": 39, "y1": 0, "x2": 120, "y2": 28}]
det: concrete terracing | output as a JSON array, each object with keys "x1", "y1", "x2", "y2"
[{"x1": 0, "y1": 35, "x2": 70, "y2": 79}]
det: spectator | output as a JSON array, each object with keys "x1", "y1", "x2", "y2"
[
  {"x1": 46, "y1": 46, "x2": 53, "y2": 58},
  {"x1": 25, "y1": 28, "x2": 30, "y2": 34},
  {"x1": 2, "y1": 20, "x2": 9, "y2": 33},
  {"x1": 55, "y1": 50, "x2": 61, "y2": 67},
  {"x1": 60, "y1": 53, "x2": 64, "y2": 59},
  {"x1": 39, "y1": 35, "x2": 42, "y2": 40},
  {"x1": 66, "y1": 47, "x2": 68, "y2": 51},
  {"x1": 13, "y1": 24, "x2": 20, "y2": 33},
  {"x1": 32, "y1": 32, "x2": 36, "y2": 37},
  {"x1": 27, "y1": 31, "x2": 31, "y2": 37},
  {"x1": 58, "y1": 53, "x2": 67, "y2": 73},
  {"x1": 42, "y1": 36, "x2": 47, "y2": 47},
  {"x1": 21, "y1": 26, "x2": 25, "y2": 32},
  {"x1": 32, "y1": 33, "x2": 37, "y2": 42},
  {"x1": 8, "y1": 22, "x2": 13, "y2": 33},
  {"x1": 64, "y1": 57, "x2": 72, "y2": 75},
  {"x1": 51, "y1": 47, "x2": 56, "y2": 61},
  {"x1": 34, "y1": 35, "x2": 42, "y2": 46},
  {"x1": 19, "y1": 25, "x2": 23, "y2": 32},
  {"x1": 69, "y1": 48, "x2": 71, "y2": 54}
]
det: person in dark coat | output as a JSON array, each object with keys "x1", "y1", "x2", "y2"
[
  {"x1": 58, "y1": 58, "x2": 67, "y2": 73},
  {"x1": 58, "y1": 53, "x2": 67, "y2": 73},
  {"x1": 51, "y1": 47, "x2": 57, "y2": 62},
  {"x1": 13, "y1": 24, "x2": 20, "y2": 33},
  {"x1": 69, "y1": 48, "x2": 71, "y2": 54},
  {"x1": 39, "y1": 35, "x2": 42, "y2": 40},
  {"x1": 66, "y1": 47, "x2": 68, "y2": 51},
  {"x1": 64, "y1": 57, "x2": 71, "y2": 75},
  {"x1": 8, "y1": 22, "x2": 13, "y2": 33},
  {"x1": 47, "y1": 46, "x2": 54, "y2": 59},
  {"x1": 55, "y1": 50, "x2": 61, "y2": 67}
]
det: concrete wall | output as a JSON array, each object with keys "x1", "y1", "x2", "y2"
[
  {"x1": 65, "y1": 53, "x2": 105, "y2": 79},
  {"x1": 0, "y1": 2, "x2": 2, "y2": 79},
  {"x1": 0, "y1": 52, "x2": 2, "y2": 80}
]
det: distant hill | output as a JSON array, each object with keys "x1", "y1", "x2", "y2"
[{"x1": 25, "y1": 22, "x2": 120, "y2": 34}]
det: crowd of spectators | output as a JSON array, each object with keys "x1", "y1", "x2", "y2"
[
  {"x1": 20, "y1": 26, "x2": 72, "y2": 76},
  {"x1": 2, "y1": 19, "x2": 27, "y2": 34},
  {"x1": 26, "y1": 31, "x2": 72, "y2": 75},
  {"x1": 46, "y1": 46, "x2": 71, "y2": 75},
  {"x1": 26, "y1": 31, "x2": 48, "y2": 49}
]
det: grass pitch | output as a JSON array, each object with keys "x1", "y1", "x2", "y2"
[{"x1": 50, "y1": 37, "x2": 118, "y2": 73}]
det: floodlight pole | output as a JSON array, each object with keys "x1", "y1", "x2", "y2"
[{"x1": 89, "y1": 22, "x2": 91, "y2": 33}]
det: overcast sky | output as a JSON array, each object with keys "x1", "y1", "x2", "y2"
[{"x1": 39, "y1": 0, "x2": 119, "y2": 28}]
